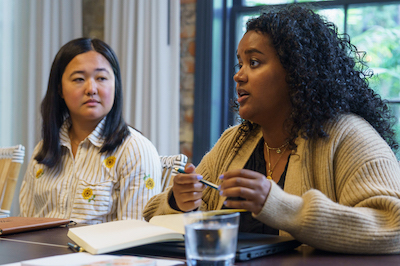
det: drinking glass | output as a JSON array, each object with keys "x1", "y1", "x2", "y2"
[{"x1": 183, "y1": 211, "x2": 240, "y2": 266}]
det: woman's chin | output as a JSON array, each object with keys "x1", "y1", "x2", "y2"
[{"x1": 238, "y1": 109, "x2": 251, "y2": 121}]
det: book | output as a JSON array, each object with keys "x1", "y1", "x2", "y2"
[
  {"x1": 147, "y1": 209, "x2": 246, "y2": 235},
  {"x1": 67, "y1": 210, "x2": 246, "y2": 255},
  {"x1": 148, "y1": 213, "x2": 185, "y2": 234},
  {"x1": 0, "y1": 217, "x2": 71, "y2": 235},
  {"x1": 67, "y1": 217, "x2": 185, "y2": 255}
]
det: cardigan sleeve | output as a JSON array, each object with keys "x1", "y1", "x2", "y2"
[
  {"x1": 254, "y1": 115, "x2": 400, "y2": 254},
  {"x1": 143, "y1": 125, "x2": 246, "y2": 221},
  {"x1": 256, "y1": 171, "x2": 400, "y2": 254}
]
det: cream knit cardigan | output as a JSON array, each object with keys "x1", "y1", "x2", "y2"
[{"x1": 143, "y1": 114, "x2": 400, "y2": 254}]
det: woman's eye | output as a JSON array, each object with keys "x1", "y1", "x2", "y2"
[
  {"x1": 97, "y1": 76, "x2": 107, "y2": 81},
  {"x1": 250, "y1": 60, "x2": 259, "y2": 67},
  {"x1": 73, "y1": 78, "x2": 84, "y2": 82}
]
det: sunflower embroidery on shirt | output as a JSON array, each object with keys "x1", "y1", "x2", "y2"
[
  {"x1": 82, "y1": 188, "x2": 96, "y2": 202},
  {"x1": 144, "y1": 174, "x2": 155, "y2": 190},
  {"x1": 36, "y1": 169, "x2": 44, "y2": 179},
  {"x1": 104, "y1": 156, "x2": 116, "y2": 168}
]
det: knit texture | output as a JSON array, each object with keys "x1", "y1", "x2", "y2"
[{"x1": 143, "y1": 114, "x2": 400, "y2": 254}]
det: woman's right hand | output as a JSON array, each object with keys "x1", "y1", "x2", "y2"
[{"x1": 171, "y1": 163, "x2": 206, "y2": 212}]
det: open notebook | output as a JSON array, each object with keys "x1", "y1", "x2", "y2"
[{"x1": 68, "y1": 211, "x2": 301, "y2": 260}]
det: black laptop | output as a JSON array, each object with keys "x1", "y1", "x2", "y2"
[{"x1": 113, "y1": 232, "x2": 301, "y2": 261}]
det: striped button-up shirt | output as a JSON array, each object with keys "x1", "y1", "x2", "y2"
[{"x1": 19, "y1": 118, "x2": 162, "y2": 224}]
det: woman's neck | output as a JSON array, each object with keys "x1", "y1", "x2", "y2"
[
  {"x1": 68, "y1": 117, "x2": 101, "y2": 142},
  {"x1": 260, "y1": 121, "x2": 291, "y2": 148},
  {"x1": 68, "y1": 122, "x2": 97, "y2": 144}
]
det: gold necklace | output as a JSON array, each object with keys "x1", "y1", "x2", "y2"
[
  {"x1": 265, "y1": 141, "x2": 289, "y2": 180},
  {"x1": 264, "y1": 141, "x2": 289, "y2": 154}
]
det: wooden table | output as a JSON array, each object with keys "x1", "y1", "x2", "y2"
[{"x1": 1, "y1": 225, "x2": 400, "y2": 265}]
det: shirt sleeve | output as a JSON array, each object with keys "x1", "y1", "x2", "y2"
[
  {"x1": 116, "y1": 133, "x2": 162, "y2": 220},
  {"x1": 19, "y1": 143, "x2": 42, "y2": 217}
]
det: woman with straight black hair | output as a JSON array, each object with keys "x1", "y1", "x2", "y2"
[{"x1": 20, "y1": 38, "x2": 162, "y2": 224}]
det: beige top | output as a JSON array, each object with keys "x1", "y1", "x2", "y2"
[{"x1": 143, "y1": 114, "x2": 400, "y2": 254}]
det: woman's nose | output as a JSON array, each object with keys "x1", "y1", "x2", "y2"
[
  {"x1": 85, "y1": 79, "x2": 98, "y2": 95},
  {"x1": 234, "y1": 67, "x2": 247, "y2": 83}
]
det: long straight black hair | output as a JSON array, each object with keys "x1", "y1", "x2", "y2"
[{"x1": 35, "y1": 38, "x2": 130, "y2": 167}]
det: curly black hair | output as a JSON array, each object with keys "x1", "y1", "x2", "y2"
[{"x1": 236, "y1": 4, "x2": 398, "y2": 151}]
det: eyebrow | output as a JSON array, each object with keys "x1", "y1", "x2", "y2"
[
  {"x1": 69, "y1": 68, "x2": 110, "y2": 77},
  {"x1": 236, "y1": 48, "x2": 264, "y2": 59}
]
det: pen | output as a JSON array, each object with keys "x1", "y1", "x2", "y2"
[
  {"x1": 68, "y1": 242, "x2": 84, "y2": 252},
  {"x1": 174, "y1": 167, "x2": 219, "y2": 190}
]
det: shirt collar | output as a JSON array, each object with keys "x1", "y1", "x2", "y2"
[{"x1": 59, "y1": 117, "x2": 107, "y2": 148}]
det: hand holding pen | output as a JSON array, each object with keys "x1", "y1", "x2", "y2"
[
  {"x1": 171, "y1": 164, "x2": 209, "y2": 212},
  {"x1": 175, "y1": 168, "x2": 219, "y2": 190}
]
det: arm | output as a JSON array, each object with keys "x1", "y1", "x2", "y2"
[
  {"x1": 143, "y1": 125, "x2": 249, "y2": 221},
  {"x1": 143, "y1": 164, "x2": 206, "y2": 221},
  {"x1": 218, "y1": 115, "x2": 400, "y2": 254},
  {"x1": 117, "y1": 134, "x2": 162, "y2": 220},
  {"x1": 18, "y1": 166, "x2": 35, "y2": 217},
  {"x1": 143, "y1": 124, "x2": 261, "y2": 221},
  {"x1": 19, "y1": 143, "x2": 43, "y2": 217},
  {"x1": 258, "y1": 168, "x2": 400, "y2": 254},
  {"x1": 258, "y1": 116, "x2": 400, "y2": 254}
]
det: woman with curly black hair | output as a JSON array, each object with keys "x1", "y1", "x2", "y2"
[{"x1": 144, "y1": 5, "x2": 400, "y2": 254}]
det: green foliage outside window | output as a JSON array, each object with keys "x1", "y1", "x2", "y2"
[
  {"x1": 348, "y1": 5, "x2": 400, "y2": 100},
  {"x1": 346, "y1": 4, "x2": 400, "y2": 153}
]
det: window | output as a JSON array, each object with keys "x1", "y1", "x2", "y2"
[{"x1": 193, "y1": 0, "x2": 400, "y2": 163}]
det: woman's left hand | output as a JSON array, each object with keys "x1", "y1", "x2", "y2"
[{"x1": 219, "y1": 169, "x2": 271, "y2": 215}]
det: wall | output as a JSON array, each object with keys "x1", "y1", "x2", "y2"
[
  {"x1": 82, "y1": 0, "x2": 196, "y2": 162},
  {"x1": 82, "y1": 0, "x2": 104, "y2": 39},
  {"x1": 179, "y1": 0, "x2": 196, "y2": 162}
]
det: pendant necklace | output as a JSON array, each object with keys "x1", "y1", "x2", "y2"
[{"x1": 265, "y1": 141, "x2": 289, "y2": 180}]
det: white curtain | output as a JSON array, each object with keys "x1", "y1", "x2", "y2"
[
  {"x1": 104, "y1": 0, "x2": 180, "y2": 156},
  {"x1": 0, "y1": 0, "x2": 82, "y2": 216}
]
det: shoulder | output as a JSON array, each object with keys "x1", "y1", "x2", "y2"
[
  {"x1": 29, "y1": 141, "x2": 44, "y2": 165},
  {"x1": 125, "y1": 127, "x2": 157, "y2": 147},
  {"x1": 218, "y1": 122, "x2": 261, "y2": 143},
  {"x1": 25, "y1": 141, "x2": 49, "y2": 178},
  {"x1": 118, "y1": 126, "x2": 160, "y2": 160},
  {"x1": 318, "y1": 113, "x2": 396, "y2": 161},
  {"x1": 219, "y1": 124, "x2": 242, "y2": 140},
  {"x1": 325, "y1": 113, "x2": 376, "y2": 134},
  {"x1": 324, "y1": 114, "x2": 387, "y2": 147},
  {"x1": 200, "y1": 122, "x2": 261, "y2": 164}
]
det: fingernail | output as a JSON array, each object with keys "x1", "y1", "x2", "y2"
[
  {"x1": 219, "y1": 174, "x2": 224, "y2": 179},
  {"x1": 218, "y1": 185, "x2": 221, "y2": 190},
  {"x1": 197, "y1": 175, "x2": 202, "y2": 180},
  {"x1": 219, "y1": 190, "x2": 223, "y2": 196}
]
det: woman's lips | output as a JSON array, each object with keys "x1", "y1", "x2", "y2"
[
  {"x1": 237, "y1": 90, "x2": 249, "y2": 104},
  {"x1": 84, "y1": 99, "x2": 100, "y2": 106}
]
